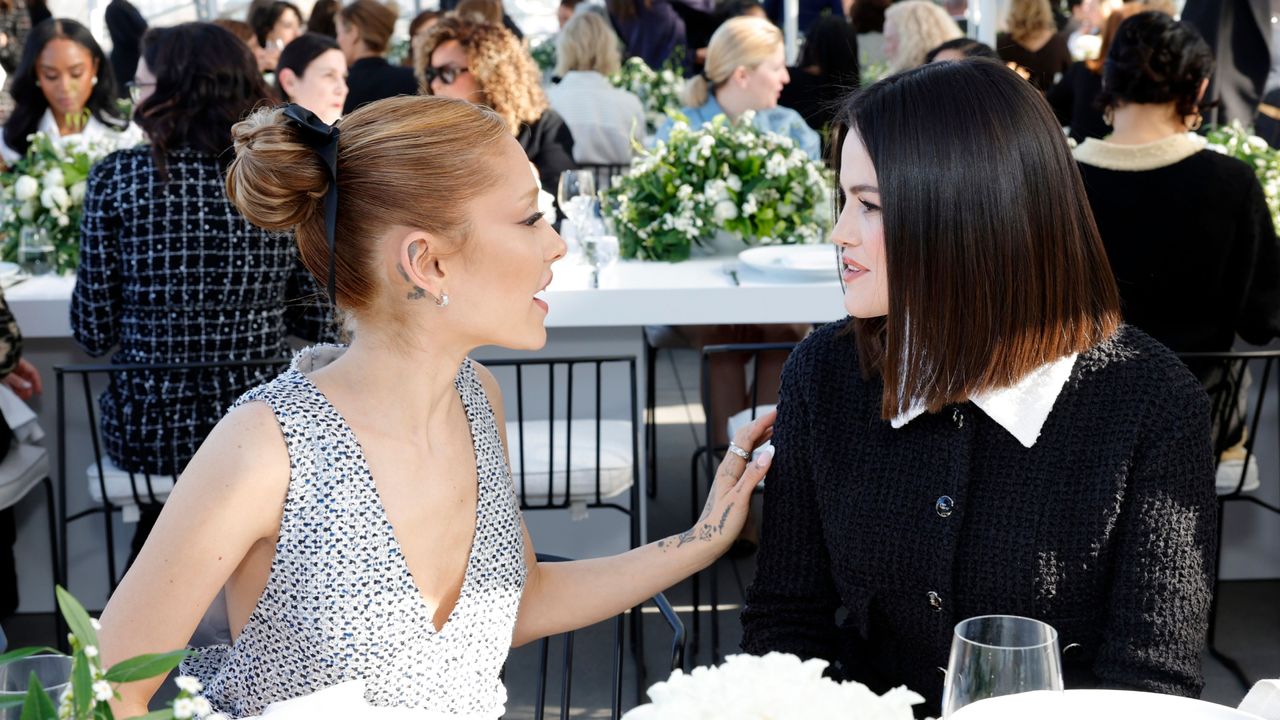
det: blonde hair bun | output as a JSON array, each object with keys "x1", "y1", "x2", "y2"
[{"x1": 226, "y1": 106, "x2": 332, "y2": 234}]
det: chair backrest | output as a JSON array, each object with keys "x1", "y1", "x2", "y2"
[
  {"x1": 699, "y1": 342, "x2": 798, "y2": 479},
  {"x1": 577, "y1": 163, "x2": 632, "y2": 193},
  {"x1": 513, "y1": 553, "x2": 684, "y2": 720},
  {"x1": 481, "y1": 356, "x2": 640, "y2": 542},
  {"x1": 54, "y1": 357, "x2": 291, "y2": 591},
  {"x1": 1176, "y1": 349, "x2": 1280, "y2": 497}
]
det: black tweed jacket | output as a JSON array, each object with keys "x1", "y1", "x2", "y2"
[{"x1": 741, "y1": 321, "x2": 1217, "y2": 717}]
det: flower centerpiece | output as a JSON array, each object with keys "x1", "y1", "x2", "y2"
[
  {"x1": 1205, "y1": 121, "x2": 1280, "y2": 236},
  {"x1": 608, "y1": 55, "x2": 685, "y2": 134},
  {"x1": 602, "y1": 112, "x2": 832, "y2": 261},
  {"x1": 531, "y1": 35, "x2": 558, "y2": 76},
  {"x1": 0, "y1": 587, "x2": 223, "y2": 720},
  {"x1": 621, "y1": 652, "x2": 924, "y2": 720},
  {"x1": 0, "y1": 127, "x2": 139, "y2": 274}
]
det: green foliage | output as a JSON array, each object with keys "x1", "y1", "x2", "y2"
[
  {"x1": 607, "y1": 55, "x2": 685, "y2": 134},
  {"x1": 1205, "y1": 122, "x2": 1280, "y2": 237},
  {"x1": 601, "y1": 113, "x2": 832, "y2": 261}
]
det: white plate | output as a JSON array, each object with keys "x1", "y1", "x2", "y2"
[
  {"x1": 0, "y1": 262, "x2": 19, "y2": 277},
  {"x1": 950, "y1": 689, "x2": 1262, "y2": 720},
  {"x1": 737, "y1": 244, "x2": 836, "y2": 282}
]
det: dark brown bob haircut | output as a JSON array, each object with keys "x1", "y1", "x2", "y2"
[{"x1": 834, "y1": 59, "x2": 1122, "y2": 420}]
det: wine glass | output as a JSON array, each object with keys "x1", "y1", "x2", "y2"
[
  {"x1": 17, "y1": 226, "x2": 54, "y2": 276},
  {"x1": 0, "y1": 654, "x2": 72, "y2": 720},
  {"x1": 942, "y1": 615, "x2": 1064, "y2": 718},
  {"x1": 583, "y1": 234, "x2": 619, "y2": 288},
  {"x1": 557, "y1": 170, "x2": 597, "y2": 257}
]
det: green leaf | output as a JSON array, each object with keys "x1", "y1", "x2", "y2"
[
  {"x1": 55, "y1": 586, "x2": 99, "y2": 651},
  {"x1": 19, "y1": 672, "x2": 57, "y2": 720},
  {"x1": 72, "y1": 650, "x2": 93, "y2": 718},
  {"x1": 95, "y1": 702, "x2": 117, "y2": 720},
  {"x1": 102, "y1": 651, "x2": 189, "y2": 683},
  {"x1": 0, "y1": 648, "x2": 60, "y2": 666},
  {"x1": 0, "y1": 696, "x2": 27, "y2": 710}
]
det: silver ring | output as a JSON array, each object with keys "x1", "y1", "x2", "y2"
[{"x1": 727, "y1": 442, "x2": 751, "y2": 461}]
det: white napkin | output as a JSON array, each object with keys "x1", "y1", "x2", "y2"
[
  {"x1": 1240, "y1": 680, "x2": 1280, "y2": 719},
  {"x1": 0, "y1": 382, "x2": 44, "y2": 443},
  {"x1": 239, "y1": 680, "x2": 495, "y2": 720}
]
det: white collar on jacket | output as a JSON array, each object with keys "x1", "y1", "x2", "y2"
[{"x1": 890, "y1": 353, "x2": 1078, "y2": 448}]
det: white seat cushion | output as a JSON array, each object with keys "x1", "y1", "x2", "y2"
[
  {"x1": 0, "y1": 442, "x2": 50, "y2": 512},
  {"x1": 504, "y1": 419, "x2": 633, "y2": 507},
  {"x1": 86, "y1": 457, "x2": 175, "y2": 512}
]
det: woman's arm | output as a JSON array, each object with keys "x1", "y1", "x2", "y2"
[
  {"x1": 71, "y1": 160, "x2": 124, "y2": 357},
  {"x1": 472, "y1": 364, "x2": 774, "y2": 647},
  {"x1": 739, "y1": 349, "x2": 841, "y2": 661},
  {"x1": 98, "y1": 402, "x2": 291, "y2": 716},
  {"x1": 1093, "y1": 366, "x2": 1216, "y2": 696}
]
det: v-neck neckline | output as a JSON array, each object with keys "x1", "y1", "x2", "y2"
[{"x1": 295, "y1": 361, "x2": 484, "y2": 636}]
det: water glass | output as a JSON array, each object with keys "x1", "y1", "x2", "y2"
[
  {"x1": 17, "y1": 226, "x2": 54, "y2": 276},
  {"x1": 582, "y1": 234, "x2": 619, "y2": 288},
  {"x1": 0, "y1": 654, "x2": 72, "y2": 720},
  {"x1": 557, "y1": 171, "x2": 597, "y2": 243},
  {"x1": 941, "y1": 615, "x2": 1063, "y2": 718}
]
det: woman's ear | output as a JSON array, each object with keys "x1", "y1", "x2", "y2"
[
  {"x1": 278, "y1": 67, "x2": 300, "y2": 97},
  {"x1": 394, "y1": 230, "x2": 450, "y2": 304},
  {"x1": 730, "y1": 65, "x2": 750, "y2": 87}
]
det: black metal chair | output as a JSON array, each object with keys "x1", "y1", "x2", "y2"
[
  {"x1": 55, "y1": 358, "x2": 290, "y2": 596},
  {"x1": 513, "y1": 553, "x2": 685, "y2": 720},
  {"x1": 1177, "y1": 349, "x2": 1280, "y2": 691},
  {"x1": 688, "y1": 341, "x2": 797, "y2": 664}
]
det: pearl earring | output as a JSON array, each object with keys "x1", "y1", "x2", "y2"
[{"x1": 436, "y1": 292, "x2": 449, "y2": 308}]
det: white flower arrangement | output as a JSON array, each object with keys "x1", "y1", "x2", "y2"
[
  {"x1": 622, "y1": 652, "x2": 925, "y2": 720},
  {"x1": 1205, "y1": 121, "x2": 1280, "y2": 237},
  {"x1": 608, "y1": 55, "x2": 685, "y2": 134},
  {"x1": 602, "y1": 112, "x2": 832, "y2": 261},
  {"x1": 0, "y1": 128, "x2": 139, "y2": 274}
]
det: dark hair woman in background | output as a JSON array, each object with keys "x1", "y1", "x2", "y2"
[
  {"x1": 741, "y1": 59, "x2": 1215, "y2": 716},
  {"x1": 71, "y1": 22, "x2": 336, "y2": 561},
  {"x1": 1, "y1": 17, "x2": 137, "y2": 166},
  {"x1": 0, "y1": 0, "x2": 50, "y2": 121},
  {"x1": 1047, "y1": 2, "x2": 1149, "y2": 142},
  {"x1": 924, "y1": 36, "x2": 999, "y2": 62},
  {"x1": 250, "y1": 0, "x2": 304, "y2": 72},
  {"x1": 779, "y1": 15, "x2": 860, "y2": 140},
  {"x1": 306, "y1": 0, "x2": 340, "y2": 37},
  {"x1": 276, "y1": 33, "x2": 347, "y2": 125}
]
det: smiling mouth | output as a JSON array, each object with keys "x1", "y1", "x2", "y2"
[{"x1": 841, "y1": 255, "x2": 869, "y2": 281}]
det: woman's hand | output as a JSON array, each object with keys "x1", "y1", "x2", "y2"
[
  {"x1": 668, "y1": 409, "x2": 776, "y2": 561},
  {"x1": 2, "y1": 358, "x2": 42, "y2": 400}
]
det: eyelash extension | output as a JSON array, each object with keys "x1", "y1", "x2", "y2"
[
  {"x1": 520, "y1": 211, "x2": 545, "y2": 227},
  {"x1": 859, "y1": 199, "x2": 881, "y2": 212}
]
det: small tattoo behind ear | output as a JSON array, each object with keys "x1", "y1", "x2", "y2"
[{"x1": 399, "y1": 247, "x2": 429, "y2": 301}]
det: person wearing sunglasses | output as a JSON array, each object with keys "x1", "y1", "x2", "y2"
[
  {"x1": 337, "y1": 0, "x2": 417, "y2": 114},
  {"x1": 416, "y1": 16, "x2": 577, "y2": 193}
]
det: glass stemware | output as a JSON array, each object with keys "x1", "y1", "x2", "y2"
[
  {"x1": 17, "y1": 226, "x2": 54, "y2": 276},
  {"x1": 557, "y1": 170, "x2": 597, "y2": 259},
  {"x1": 942, "y1": 615, "x2": 1064, "y2": 718},
  {"x1": 582, "y1": 234, "x2": 619, "y2": 288}
]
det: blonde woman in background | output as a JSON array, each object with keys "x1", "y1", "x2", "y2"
[
  {"x1": 882, "y1": 0, "x2": 961, "y2": 76},
  {"x1": 546, "y1": 10, "x2": 645, "y2": 164},
  {"x1": 417, "y1": 16, "x2": 576, "y2": 190},
  {"x1": 997, "y1": 0, "x2": 1071, "y2": 91},
  {"x1": 654, "y1": 15, "x2": 819, "y2": 160},
  {"x1": 336, "y1": 0, "x2": 417, "y2": 113}
]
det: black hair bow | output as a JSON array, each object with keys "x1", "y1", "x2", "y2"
[{"x1": 281, "y1": 103, "x2": 340, "y2": 308}]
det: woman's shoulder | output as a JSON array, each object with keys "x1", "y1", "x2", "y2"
[
  {"x1": 784, "y1": 318, "x2": 862, "y2": 386},
  {"x1": 1077, "y1": 325, "x2": 1206, "y2": 410}
]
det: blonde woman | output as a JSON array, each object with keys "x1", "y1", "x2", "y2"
[
  {"x1": 882, "y1": 0, "x2": 961, "y2": 76},
  {"x1": 997, "y1": 0, "x2": 1071, "y2": 92},
  {"x1": 96, "y1": 94, "x2": 775, "y2": 718},
  {"x1": 417, "y1": 16, "x2": 576, "y2": 191},
  {"x1": 336, "y1": 0, "x2": 417, "y2": 113},
  {"x1": 546, "y1": 9, "x2": 646, "y2": 164},
  {"x1": 654, "y1": 15, "x2": 820, "y2": 160}
]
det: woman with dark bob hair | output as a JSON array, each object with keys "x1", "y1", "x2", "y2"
[
  {"x1": 1, "y1": 17, "x2": 139, "y2": 166},
  {"x1": 71, "y1": 21, "x2": 335, "y2": 560},
  {"x1": 741, "y1": 59, "x2": 1216, "y2": 716}
]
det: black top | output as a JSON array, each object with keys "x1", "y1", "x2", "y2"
[
  {"x1": 1078, "y1": 149, "x2": 1280, "y2": 352},
  {"x1": 343, "y1": 57, "x2": 419, "y2": 115},
  {"x1": 741, "y1": 321, "x2": 1216, "y2": 717},
  {"x1": 1047, "y1": 62, "x2": 1108, "y2": 142},
  {"x1": 996, "y1": 31, "x2": 1071, "y2": 93},
  {"x1": 779, "y1": 68, "x2": 855, "y2": 134},
  {"x1": 72, "y1": 147, "x2": 336, "y2": 475},
  {"x1": 517, "y1": 109, "x2": 577, "y2": 193}
]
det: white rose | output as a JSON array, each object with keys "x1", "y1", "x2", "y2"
[
  {"x1": 56, "y1": 213, "x2": 69, "y2": 227},
  {"x1": 70, "y1": 180, "x2": 87, "y2": 203},
  {"x1": 18, "y1": 201, "x2": 35, "y2": 221},
  {"x1": 40, "y1": 184, "x2": 69, "y2": 211},
  {"x1": 13, "y1": 175, "x2": 38, "y2": 201},
  {"x1": 1249, "y1": 136, "x2": 1268, "y2": 151},
  {"x1": 42, "y1": 167, "x2": 64, "y2": 188},
  {"x1": 726, "y1": 174, "x2": 742, "y2": 192},
  {"x1": 712, "y1": 200, "x2": 738, "y2": 223}
]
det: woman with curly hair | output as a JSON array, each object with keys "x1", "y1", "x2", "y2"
[
  {"x1": 417, "y1": 16, "x2": 576, "y2": 190},
  {"x1": 882, "y1": 0, "x2": 961, "y2": 76},
  {"x1": 996, "y1": 0, "x2": 1071, "y2": 92}
]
